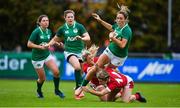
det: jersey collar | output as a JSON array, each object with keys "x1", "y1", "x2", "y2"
[
  {"x1": 65, "y1": 21, "x2": 76, "y2": 29},
  {"x1": 39, "y1": 26, "x2": 48, "y2": 34}
]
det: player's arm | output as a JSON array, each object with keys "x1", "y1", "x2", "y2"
[
  {"x1": 82, "y1": 86, "x2": 109, "y2": 96},
  {"x1": 109, "y1": 32, "x2": 127, "y2": 48},
  {"x1": 92, "y1": 13, "x2": 113, "y2": 32},
  {"x1": 45, "y1": 35, "x2": 62, "y2": 48},
  {"x1": 76, "y1": 32, "x2": 91, "y2": 45},
  {"x1": 76, "y1": 24, "x2": 91, "y2": 43},
  {"x1": 81, "y1": 32, "x2": 91, "y2": 42},
  {"x1": 27, "y1": 41, "x2": 46, "y2": 50}
]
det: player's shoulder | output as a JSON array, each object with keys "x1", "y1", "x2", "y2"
[
  {"x1": 75, "y1": 22, "x2": 84, "y2": 27},
  {"x1": 124, "y1": 24, "x2": 132, "y2": 31},
  {"x1": 47, "y1": 28, "x2": 52, "y2": 32},
  {"x1": 32, "y1": 27, "x2": 40, "y2": 34},
  {"x1": 93, "y1": 57, "x2": 99, "y2": 63},
  {"x1": 58, "y1": 24, "x2": 66, "y2": 30}
]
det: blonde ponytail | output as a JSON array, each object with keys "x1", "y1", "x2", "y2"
[
  {"x1": 117, "y1": 5, "x2": 130, "y2": 21},
  {"x1": 120, "y1": 5, "x2": 130, "y2": 14}
]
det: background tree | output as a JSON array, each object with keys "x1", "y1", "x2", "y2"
[{"x1": 0, "y1": 0, "x2": 179, "y2": 53}]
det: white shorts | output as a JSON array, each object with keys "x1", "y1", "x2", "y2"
[
  {"x1": 124, "y1": 75, "x2": 134, "y2": 89},
  {"x1": 103, "y1": 47, "x2": 127, "y2": 67},
  {"x1": 32, "y1": 54, "x2": 55, "y2": 69},
  {"x1": 64, "y1": 51, "x2": 83, "y2": 61}
]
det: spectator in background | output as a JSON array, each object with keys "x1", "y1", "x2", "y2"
[
  {"x1": 75, "y1": 5, "x2": 133, "y2": 96},
  {"x1": 27, "y1": 14, "x2": 65, "y2": 99},
  {"x1": 45, "y1": 10, "x2": 91, "y2": 99},
  {"x1": 14, "y1": 44, "x2": 22, "y2": 53}
]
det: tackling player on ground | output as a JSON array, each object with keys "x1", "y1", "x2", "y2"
[{"x1": 82, "y1": 68, "x2": 147, "y2": 103}]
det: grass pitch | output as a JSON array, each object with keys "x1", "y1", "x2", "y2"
[{"x1": 0, "y1": 79, "x2": 180, "y2": 107}]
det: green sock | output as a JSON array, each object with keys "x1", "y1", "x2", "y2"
[
  {"x1": 81, "y1": 79, "x2": 89, "y2": 86},
  {"x1": 74, "y1": 69, "x2": 83, "y2": 89},
  {"x1": 53, "y1": 77, "x2": 60, "y2": 91},
  {"x1": 37, "y1": 81, "x2": 44, "y2": 92}
]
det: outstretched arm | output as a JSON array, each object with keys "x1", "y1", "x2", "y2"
[
  {"x1": 92, "y1": 13, "x2": 113, "y2": 32},
  {"x1": 82, "y1": 86, "x2": 109, "y2": 97}
]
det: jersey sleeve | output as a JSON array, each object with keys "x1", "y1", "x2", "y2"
[
  {"x1": 121, "y1": 26, "x2": 132, "y2": 40},
  {"x1": 93, "y1": 57, "x2": 98, "y2": 63},
  {"x1": 56, "y1": 27, "x2": 64, "y2": 38},
  {"x1": 112, "y1": 23, "x2": 118, "y2": 30},
  {"x1": 48, "y1": 29, "x2": 52, "y2": 38},
  {"x1": 79, "y1": 24, "x2": 87, "y2": 36},
  {"x1": 28, "y1": 29, "x2": 38, "y2": 42},
  {"x1": 106, "y1": 82, "x2": 117, "y2": 92},
  {"x1": 82, "y1": 63, "x2": 88, "y2": 74}
]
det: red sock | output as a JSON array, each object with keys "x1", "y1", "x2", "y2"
[{"x1": 135, "y1": 93, "x2": 140, "y2": 100}]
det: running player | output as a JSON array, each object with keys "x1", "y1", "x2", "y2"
[
  {"x1": 45, "y1": 10, "x2": 90, "y2": 99},
  {"x1": 27, "y1": 14, "x2": 65, "y2": 98}
]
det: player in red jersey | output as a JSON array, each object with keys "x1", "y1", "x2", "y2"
[
  {"x1": 82, "y1": 45, "x2": 100, "y2": 89},
  {"x1": 82, "y1": 67, "x2": 147, "y2": 103},
  {"x1": 82, "y1": 44, "x2": 121, "y2": 89}
]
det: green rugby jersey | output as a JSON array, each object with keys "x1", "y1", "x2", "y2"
[
  {"x1": 56, "y1": 21, "x2": 87, "y2": 53},
  {"x1": 108, "y1": 23, "x2": 132, "y2": 57},
  {"x1": 28, "y1": 27, "x2": 52, "y2": 61}
]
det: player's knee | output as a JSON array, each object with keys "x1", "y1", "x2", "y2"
[
  {"x1": 53, "y1": 70, "x2": 60, "y2": 77},
  {"x1": 38, "y1": 77, "x2": 46, "y2": 83},
  {"x1": 100, "y1": 96, "x2": 108, "y2": 101},
  {"x1": 74, "y1": 66, "x2": 81, "y2": 71},
  {"x1": 122, "y1": 98, "x2": 131, "y2": 103}
]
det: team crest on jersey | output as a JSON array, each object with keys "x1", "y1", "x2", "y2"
[
  {"x1": 47, "y1": 35, "x2": 50, "y2": 39},
  {"x1": 40, "y1": 35, "x2": 44, "y2": 39},
  {"x1": 65, "y1": 30, "x2": 69, "y2": 34},
  {"x1": 73, "y1": 28, "x2": 78, "y2": 33}
]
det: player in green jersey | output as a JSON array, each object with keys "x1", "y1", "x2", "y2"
[
  {"x1": 75, "y1": 5, "x2": 132, "y2": 97},
  {"x1": 27, "y1": 15, "x2": 65, "y2": 98},
  {"x1": 45, "y1": 10, "x2": 90, "y2": 99}
]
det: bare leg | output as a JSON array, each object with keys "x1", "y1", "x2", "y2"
[
  {"x1": 96, "y1": 85, "x2": 108, "y2": 101},
  {"x1": 45, "y1": 59, "x2": 65, "y2": 98},
  {"x1": 69, "y1": 55, "x2": 82, "y2": 89},
  {"x1": 107, "y1": 88, "x2": 121, "y2": 102},
  {"x1": 121, "y1": 87, "x2": 133, "y2": 103},
  {"x1": 83, "y1": 54, "x2": 110, "y2": 85}
]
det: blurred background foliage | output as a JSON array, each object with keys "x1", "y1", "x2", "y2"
[{"x1": 0, "y1": 0, "x2": 179, "y2": 53}]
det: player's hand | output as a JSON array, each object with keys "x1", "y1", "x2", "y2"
[
  {"x1": 55, "y1": 42, "x2": 64, "y2": 49},
  {"x1": 92, "y1": 13, "x2": 101, "y2": 21},
  {"x1": 43, "y1": 43, "x2": 50, "y2": 49},
  {"x1": 39, "y1": 44, "x2": 47, "y2": 50},
  {"x1": 76, "y1": 36, "x2": 82, "y2": 40},
  {"x1": 109, "y1": 32, "x2": 117, "y2": 40},
  {"x1": 82, "y1": 86, "x2": 90, "y2": 93}
]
